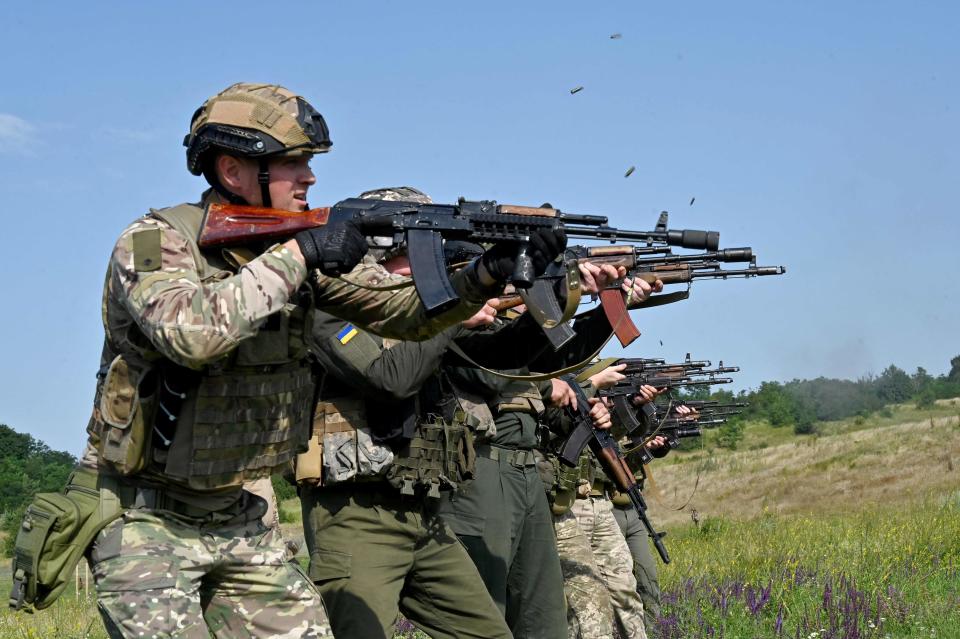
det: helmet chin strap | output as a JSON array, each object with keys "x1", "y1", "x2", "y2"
[{"x1": 258, "y1": 158, "x2": 272, "y2": 208}]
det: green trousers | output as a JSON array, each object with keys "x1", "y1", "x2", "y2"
[
  {"x1": 438, "y1": 452, "x2": 567, "y2": 639},
  {"x1": 612, "y1": 503, "x2": 661, "y2": 630},
  {"x1": 302, "y1": 483, "x2": 511, "y2": 639}
]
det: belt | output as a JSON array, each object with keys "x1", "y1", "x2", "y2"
[{"x1": 475, "y1": 444, "x2": 539, "y2": 468}]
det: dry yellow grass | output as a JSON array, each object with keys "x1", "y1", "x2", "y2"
[{"x1": 648, "y1": 414, "x2": 960, "y2": 527}]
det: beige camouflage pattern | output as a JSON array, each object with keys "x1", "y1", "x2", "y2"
[
  {"x1": 103, "y1": 213, "x2": 308, "y2": 370},
  {"x1": 189, "y1": 83, "x2": 329, "y2": 156},
  {"x1": 553, "y1": 510, "x2": 616, "y2": 639},
  {"x1": 89, "y1": 507, "x2": 331, "y2": 639},
  {"x1": 82, "y1": 193, "x2": 494, "y2": 473},
  {"x1": 571, "y1": 496, "x2": 649, "y2": 639}
]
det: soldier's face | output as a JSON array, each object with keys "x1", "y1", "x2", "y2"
[
  {"x1": 266, "y1": 155, "x2": 316, "y2": 211},
  {"x1": 217, "y1": 154, "x2": 316, "y2": 211}
]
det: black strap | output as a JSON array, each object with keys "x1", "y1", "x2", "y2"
[{"x1": 258, "y1": 158, "x2": 272, "y2": 208}]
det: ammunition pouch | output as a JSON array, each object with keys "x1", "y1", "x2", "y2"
[
  {"x1": 296, "y1": 397, "x2": 395, "y2": 487},
  {"x1": 386, "y1": 416, "x2": 475, "y2": 499},
  {"x1": 609, "y1": 490, "x2": 631, "y2": 507},
  {"x1": 9, "y1": 468, "x2": 123, "y2": 612},
  {"x1": 541, "y1": 453, "x2": 582, "y2": 516},
  {"x1": 493, "y1": 381, "x2": 546, "y2": 416},
  {"x1": 92, "y1": 355, "x2": 158, "y2": 477}
]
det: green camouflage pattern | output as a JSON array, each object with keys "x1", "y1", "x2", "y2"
[
  {"x1": 553, "y1": 510, "x2": 616, "y2": 638},
  {"x1": 571, "y1": 496, "x2": 648, "y2": 639},
  {"x1": 89, "y1": 507, "x2": 331, "y2": 638}
]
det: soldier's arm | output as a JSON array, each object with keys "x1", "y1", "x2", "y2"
[
  {"x1": 112, "y1": 218, "x2": 308, "y2": 369},
  {"x1": 311, "y1": 312, "x2": 458, "y2": 401},
  {"x1": 309, "y1": 261, "x2": 498, "y2": 341}
]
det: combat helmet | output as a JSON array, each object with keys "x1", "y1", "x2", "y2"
[
  {"x1": 358, "y1": 187, "x2": 433, "y2": 261},
  {"x1": 184, "y1": 82, "x2": 332, "y2": 206}
]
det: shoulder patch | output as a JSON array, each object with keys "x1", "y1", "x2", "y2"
[
  {"x1": 131, "y1": 228, "x2": 162, "y2": 272},
  {"x1": 336, "y1": 324, "x2": 359, "y2": 344},
  {"x1": 327, "y1": 324, "x2": 381, "y2": 371}
]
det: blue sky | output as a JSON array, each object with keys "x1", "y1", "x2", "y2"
[{"x1": 1, "y1": 1, "x2": 957, "y2": 453}]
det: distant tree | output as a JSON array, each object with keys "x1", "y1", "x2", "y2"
[
  {"x1": 751, "y1": 382, "x2": 794, "y2": 427},
  {"x1": 949, "y1": 356, "x2": 960, "y2": 382},
  {"x1": 875, "y1": 365, "x2": 914, "y2": 404},
  {"x1": 913, "y1": 367, "x2": 933, "y2": 394},
  {"x1": 0, "y1": 424, "x2": 76, "y2": 515}
]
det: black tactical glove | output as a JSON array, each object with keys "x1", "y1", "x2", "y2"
[
  {"x1": 480, "y1": 224, "x2": 568, "y2": 284},
  {"x1": 295, "y1": 220, "x2": 368, "y2": 277}
]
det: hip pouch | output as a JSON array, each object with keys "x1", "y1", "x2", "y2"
[{"x1": 9, "y1": 468, "x2": 122, "y2": 612}]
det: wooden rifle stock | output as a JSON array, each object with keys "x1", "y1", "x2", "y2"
[{"x1": 199, "y1": 203, "x2": 332, "y2": 248}]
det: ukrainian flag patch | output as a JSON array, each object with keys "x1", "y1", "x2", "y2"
[{"x1": 336, "y1": 324, "x2": 359, "y2": 344}]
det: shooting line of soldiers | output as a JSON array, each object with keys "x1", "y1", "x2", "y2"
[{"x1": 9, "y1": 82, "x2": 782, "y2": 639}]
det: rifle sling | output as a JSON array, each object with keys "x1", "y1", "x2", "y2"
[{"x1": 447, "y1": 329, "x2": 615, "y2": 382}]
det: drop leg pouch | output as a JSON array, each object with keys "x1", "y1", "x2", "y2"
[{"x1": 9, "y1": 468, "x2": 123, "y2": 611}]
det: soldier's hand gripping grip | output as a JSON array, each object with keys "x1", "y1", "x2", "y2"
[
  {"x1": 295, "y1": 219, "x2": 368, "y2": 276},
  {"x1": 480, "y1": 223, "x2": 567, "y2": 286}
]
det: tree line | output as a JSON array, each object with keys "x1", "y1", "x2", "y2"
[{"x1": 697, "y1": 355, "x2": 960, "y2": 448}]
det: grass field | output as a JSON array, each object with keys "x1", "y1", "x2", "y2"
[{"x1": 2, "y1": 402, "x2": 958, "y2": 638}]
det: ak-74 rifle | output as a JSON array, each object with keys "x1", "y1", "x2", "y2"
[
  {"x1": 601, "y1": 356, "x2": 739, "y2": 433},
  {"x1": 199, "y1": 200, "x2": 718, "y2": 323},
  {"x1": 497, "y1": 215, "x2": 785, "y2": 347},
  {"x1": 556, "y1": 374, "x2": 671, "y2": 563}
]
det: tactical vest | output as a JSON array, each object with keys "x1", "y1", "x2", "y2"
[
  {"x1": 296, "y1": 336, "x2": 477, "y2": 498},
  {"x1": 492, "y1": 380, "x2": 546, "y2": 416},
  {"x1": 92, "y1": 201, "x2": 315, "y2": 491}
]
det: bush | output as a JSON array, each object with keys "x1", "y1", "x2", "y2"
[
  {"x1": 793, "y1": 419, "x2": 818, "y2": 435},
  {"x1": 715, "y1": 419, "x2": 745, "y2": 450},
  {"x1": 916, "y1": 389, "x2": 936, "y2": 409}
]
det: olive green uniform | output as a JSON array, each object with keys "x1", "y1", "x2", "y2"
[
  {"x1": 438, "y1": 369, "x2": 567, "y2": 639},
  {"x1": 300, "y1": 310, "x2": 511, "y2": 639},
  {"x1": 436, "y1": 308, "x2": 621, "y2": 639},
  {"x1": 78, "y1": 192, "x2": 497, "y2": 639},
  {"x1": 612, "y1": 501, "x2": 661, "y2": 631}
]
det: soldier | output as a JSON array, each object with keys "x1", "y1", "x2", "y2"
[
  {"x1": 297, "y1": 187, "x2": 511, "y2": 639},
  {"x1": 68, "y1": 83, "x2": 565, "y2": 639},
  {"x1": 437, "y1": 275, "x2": 657, "y2": 639}
]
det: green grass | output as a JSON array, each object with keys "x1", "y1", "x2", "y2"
[{"x1": 656, "y1": 494, "x2": 960, "y2": 638}]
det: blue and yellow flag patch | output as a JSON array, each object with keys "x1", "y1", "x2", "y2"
[{"x1": 336, "y1": 324, "x2": 359, "y2": 344}]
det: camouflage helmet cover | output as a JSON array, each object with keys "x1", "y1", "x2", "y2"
[
  {"x1": 357, "y1": 187, "x2": 433, "y2": 261},
  {"x1": 184, "y1": 82, "x2": 332, "y2": 175}
]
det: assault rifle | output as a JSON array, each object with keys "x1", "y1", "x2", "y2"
[
  {"x1": 497, "y1": 241, "x2": 785, "y2": 346},
  {"x1": 557, "y1": 374, "x2": 670, "y2": 563},
  {"x1": 199, "y1": 200, "x2": 719, "y2": 319},
  {"x1": 625, "y1": 424, "x2": 704, "y2": 465},
  {"x1": 602, "y1": 356, "x2": 738, "y2": 433}
]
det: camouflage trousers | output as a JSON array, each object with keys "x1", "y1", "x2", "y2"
[
  {"x1": 553, "y1": 510, "x2": 616, "y2": 639},
  {"x1": 570, "y1": 496, "x2": 648, "y2": 639},
  {"x1": 88, "y1": 504, "x2": 331, "y2": 638}
]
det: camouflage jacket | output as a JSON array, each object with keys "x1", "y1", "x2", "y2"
[{"x1": 80, "y1": 191, "x2": 496, "y2": 489}]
